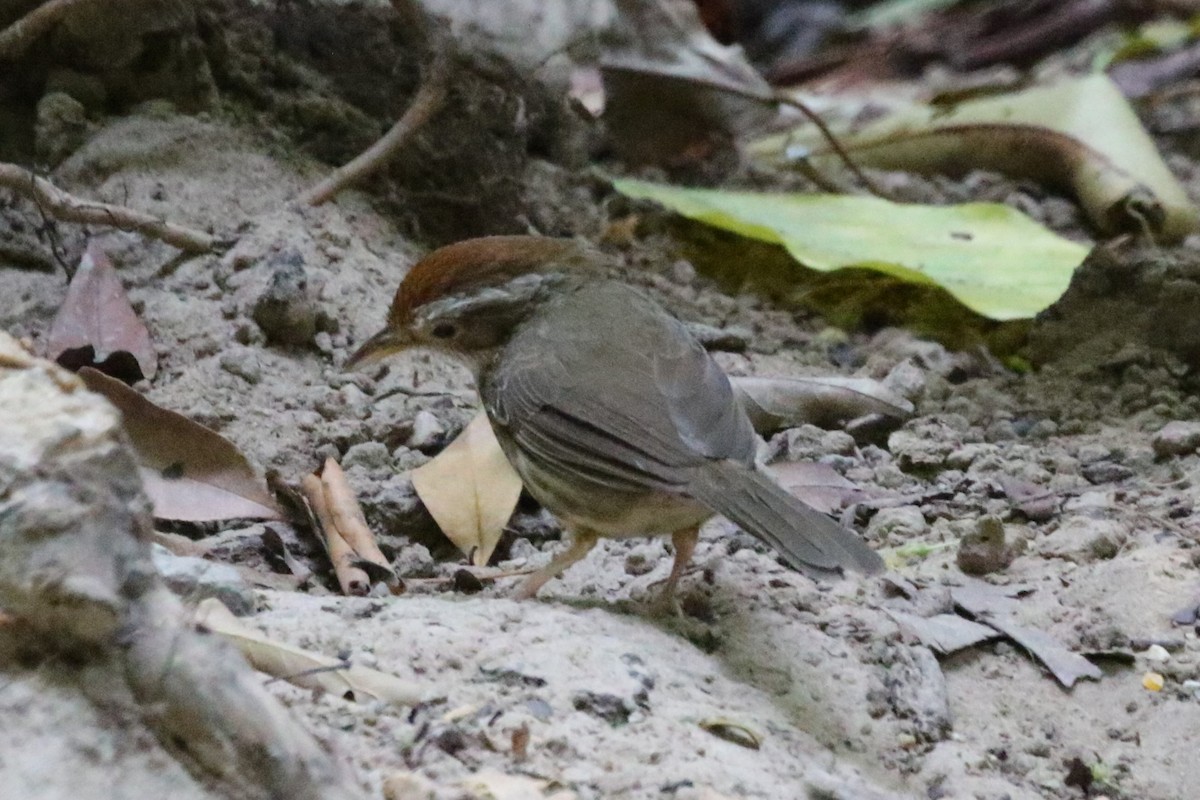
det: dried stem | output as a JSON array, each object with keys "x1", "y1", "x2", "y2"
[
  {"x1": 302, "y1": 473, "x2": 370, "y2": 595},
  {"x1": 0, "y1": 0, "x2": 93, "y2": 61},
  {"x1": 0, "y1": 163, "x2": 218, "y2": 252},
  {"x1": 298, "y1": 46, "x2": 451, "y2": 206}
]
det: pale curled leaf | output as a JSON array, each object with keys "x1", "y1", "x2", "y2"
[
  {"x1": 732, "y1": 375, "x2": 913, "y2": 433},
  {"x1": 411, "y1": 413, "x2": 523, "y2": 567},
  {"x1": 886, "y1": 609, "x2": 1001, "y2": 655},
  {"x1": 302, "y1": 473, "x2": 370, "y2": 596},
  {"x1": 194, "y1": 598, "x2": 431, "y2": 706},
  {"x1": 614, "y1": 177, "x2": 1090, "y2": 321},
  {"x1": 48, "y1": 241, "x2": 157, "y2": 382},
  {"x1": 79, "y1": 368, "x2": 281, "y2": 521},
  {"x1": 752, "y1": 73, "x2": 1199, "y2": 242},
  {"x1": 951, "y1": 581, "x2": 1102, "y2": 688},
  {"x1": 319, "y1": 458, "x2": 397, "y2": 587}
]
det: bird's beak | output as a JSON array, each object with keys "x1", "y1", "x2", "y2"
[{"x1": 345, "y1": 327, "x2": 412, "y2": 370}]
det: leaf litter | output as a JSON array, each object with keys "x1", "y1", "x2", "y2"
[
  {"x1": 47, "y1": 241, "x2": 157, "y2": 383},
  {"x1": 79, "y1": 367, "x2": 281, "y2": 521},
  {"x1": 194, "y1": 598, "x2": 433, "y2": 707}
]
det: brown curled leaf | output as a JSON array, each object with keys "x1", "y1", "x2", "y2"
[
  {"x1": 79, "y1": 368, "x2": 281, "y2": 521},
  {"x1": 302, "y1": 473, "x2": 369, "y2": 596},
  {"x1": 47, "y1": 241, "x2": 157, "y2": 383},
  {"x1": 319, "y1": 458, "x2": 398, "y2": 587},
  {"x1": 751, "y1": 74, "x2": 1199, "y2": 242},
  {"x1": 194, "y1": 598, "x2": 432, "y2": 706},
  {"x1": 731, "y1": 375, "x2": 913, "y2": 434}
]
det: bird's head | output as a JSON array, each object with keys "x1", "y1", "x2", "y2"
[{"x1": 346, "y1": 235, "x2": 593, "y2": 372}]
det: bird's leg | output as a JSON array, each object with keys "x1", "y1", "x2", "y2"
[
  {"x1": 512, "y1": 528, "x2": 599, "y2": 600},
  {"x1": 654, "y1": 525, "x2": 699, "y2": 614}
]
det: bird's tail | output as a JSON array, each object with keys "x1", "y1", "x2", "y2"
[{"x1": 689, "y1": 460, "x2": 884, "y2": 575}]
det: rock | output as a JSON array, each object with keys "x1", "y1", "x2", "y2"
[
  {"x1": 342, "y1": 441, "x2": 392, "y2": 471},
  {"x1": 888, "y1": 419, "x2": 960, "y2": 473},
  {"x1": 866, "y1": 506, "x2": 927, "y2": 545},
  {"x1": 1153, "y1": 421, "x2": 1200, "y2": 457},
  {"x1": 1142, "y1": 644, "x2": 1170, "y2": 663},
  {"x1": 623, "y1": 542, "x2": 663, "y2": 576},
  {"x1": 251, "y1": 252, "x2": 319, "y2": 346},
  {"x1": 381, "y1": 771, "x2": 436, "y2": 800},
  {"x1": 882, "y1": 358, "x2": 927, "y2": 401},
  {"x1": 957, "y1": 516, "x2": 1020, "y2": 575},
  {"x1": 946, "y1": 443, "x2": 993, "y2": 470},
  {"x1": 1039, "y1": 516, "x2": 1128, "y2": 562},
  {"x1": 688, "y1": 322, "x2": 749, "y2": 352},
  {"x1": 883, "y1": 644, "x2": 951, "y2": 742},
  {"x1": 1081, "y1": 461, "x2": 1134, "y2": 484},
  {"x1": 35, "y1": 92, "x2": 89, "y2": 165},
  {"x1": 671, "y1": 259, "x2": 696, "y2": 284},
  {"x1": 1076, "y1": 443, "x2": 1112, "y2": 464},
  {"x1": 782, "y1": 424, "x2": 857, "y2": 460},
  {"x1": 407, "y1": 410, "x2": 445, "y2": 451},
  {"x1": 218, "y1": 346, "x2": 263, "y2": 384},
  {"x1": 393, "y1": 543, "x2": 435, "y2": 578},
  {"x1": 151, "y1": 545, "x2": 255, "y2": 615},
  {"x1": 572, "y1": 690, "x2": 636, "y2": 725}
]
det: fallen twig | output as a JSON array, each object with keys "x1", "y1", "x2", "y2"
[
  {"x1": 0, "y1": 0, "x2": 92, "y2": 61},
  {"x1": 0, "y1": 163, "x2": 218, "y2": 252},
  {"x1": 298, "y1": 44, "x2": 451, "y2": 205}
]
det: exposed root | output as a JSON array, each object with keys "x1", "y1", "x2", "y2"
[{"x1": 0, "y1": 163, "x2": 219, "y2": 253}]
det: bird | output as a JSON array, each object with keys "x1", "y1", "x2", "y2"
[{"x1": 347, "y1": 235, "x2": 883, "y2": 603}]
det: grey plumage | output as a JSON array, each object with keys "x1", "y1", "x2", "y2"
[{"x1": 481, "y1": 280, "x2": 882, "y2": 575}]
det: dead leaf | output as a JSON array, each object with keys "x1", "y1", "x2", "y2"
[
  {"x1": 411, "y1": 413, "x2": 523, "y2": 567},
  {"x1": 768, "y1": 461, "x2": 865, "y2": 514},
  {"x1": 600, "y1": 0, "x2": 774, "y2": 165},
  {"x1": 47, "y1": 242, "x2": 156, "y2": 383},
  {"x1": 302, "y1": 473, "x2": 369, "y2": 596},
  {"x1": 886, "y1": 609, "x2": 1001, "y2": 655},
  {"x1": 951, "y1": 581, "x2": 1103, "y2": 688},
  {"x1": 752, "y1": 74, "x2": 1199, "y2": 241},
  {"x1": 194, "y1": 598, "x2": 432, "y2": 706},
  {"x1": 79, "y1": 367, "x2": 281, "y2": 521},
  {"x1": 732, "y1": 375, "x2": 914, "y2": 433},
  {"x1": 698, "y1": 718, "x2": 762, "y2": 750},
  {"x1": 261, "y1": 525, "x2": 314, "y2": 583},
  {"x1": 320, "y1": 457, "x2": 397, "y2": 585}
]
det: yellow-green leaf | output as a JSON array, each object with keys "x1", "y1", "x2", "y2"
[{"x1": 613, "y1": 178, "x2": 1090, "y2": 320}]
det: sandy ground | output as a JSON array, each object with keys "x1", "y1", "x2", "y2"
[{"x1": 4, "y1": 3, "x2": 1200, "y2": 799}]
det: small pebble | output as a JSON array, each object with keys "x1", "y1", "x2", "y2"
[
  {"x1": 408, "y1": 410, "x2": 445, "y2": 450},
  {"x1": 1153, "y1": 420, "x2": 1200, "y2": 457},
  {"x1": 1142, "y1": 644, "x2": 1170, "y2": 663},
  {"x1": 1143, "y1": 671, "x2": 1164, "y2": 692}
]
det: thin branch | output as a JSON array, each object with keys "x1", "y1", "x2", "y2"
[
  {"x1": 604, "y1": 64, "x2": 889, "y2": 199},
  {"x1": 298, "y1": 48, "x2": 451, "y2": 206},
  {"x1": 0, "y1": 0, "x2": 94, "y2": 61},
  {"x1": 770, "y1": 93, "x2": 890, "y2": 199},
  {"x1": 0, "y1": 163, "x2": 218, "y2": 252}
]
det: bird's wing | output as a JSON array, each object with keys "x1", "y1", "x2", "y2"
[{"x1": 484, "y1": 282, "x2": 756, "y2": 494}]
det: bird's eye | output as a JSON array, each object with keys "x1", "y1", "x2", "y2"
[{"x1": 430, "y1": 322, "x2": 457, "y2": 340}]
